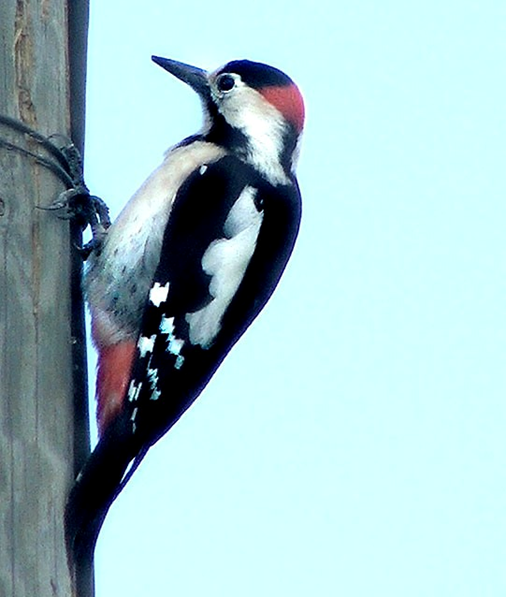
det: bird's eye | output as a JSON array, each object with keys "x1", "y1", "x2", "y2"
[{"x1": 216, "y1": 74, "x2": 236, "y2": 93}]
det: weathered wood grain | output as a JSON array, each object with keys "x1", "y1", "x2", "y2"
[{"x1": 0, "y1": 1, "x2": 91, "y2": 595}]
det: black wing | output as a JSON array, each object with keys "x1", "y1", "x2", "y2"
[
  {"x1": 129, "y1": 155, "x2": 301, "y2": 447},
  {"x1": 65, "y1": 155, "x2": 301, "y2": 566}
]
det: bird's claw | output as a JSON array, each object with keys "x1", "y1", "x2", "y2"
[
  {"x1": 0, "y1": 115, "x2": 111, "y2": 259},
  {"x1": 42, "y1": 188, "x2": 111, "y2": 259},
  {"x1": 42, "y1": 188, "x2": 85, "y2": 218},
  {"x1": 77, "y1": 234, "x2": 108, "y2": 260},
  {"x1": 41, "y1": 137, "x2": 111, "y2": 258},
  {"x1": 41, "y1": 137, "x2": 111, "y2": 259}
]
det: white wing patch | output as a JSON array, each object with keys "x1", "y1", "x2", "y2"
[
  {"x1": 186, "y1": 186, "x2": 263, "y2": 348},
  {"x1": 137, "y1": 334, "x2": 156, "y2": 357},
  {"x1": 127, "y1": 380, "x2": 142, "y2": 402},
  {"x1": 160, "y1": 316, "x2": 185, "y2": 369},
  {"x1": 149, "y1": 282, "x2": 170, "y2": 307},
  {"x1": 146, "y1": 367, "x2": 161, "y2": 400}
]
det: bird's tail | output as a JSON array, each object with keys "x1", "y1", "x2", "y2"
[{"x1": 64, "y1": 412, "x2": 148, "y2": 572}]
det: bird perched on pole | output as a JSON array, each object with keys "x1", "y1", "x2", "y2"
[{"x1": 65, "y1": 55, "x2": 305, "y2": 566}]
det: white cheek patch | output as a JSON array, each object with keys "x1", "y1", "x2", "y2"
[
  {"x1": 186, "y1": 186, "x2": 263, "y2": 348},
  {"x1": 218, "y1": 85, "x2": 289, "y2": 186}
]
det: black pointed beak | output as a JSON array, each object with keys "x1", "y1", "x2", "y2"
[{"x1": 152, "y1": 56, "x2": 210, "y2": 101}]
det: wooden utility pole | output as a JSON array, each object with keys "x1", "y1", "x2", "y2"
[{"x1": 0, "y1": 1, "x2": 91, "y2": 596}]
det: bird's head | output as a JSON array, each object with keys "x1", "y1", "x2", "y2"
[{"x1": 152, "y1": 56, "x2": 305, "y2": 185}]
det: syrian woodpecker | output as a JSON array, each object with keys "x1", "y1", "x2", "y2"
[{"x1": 65, "y1": 56, "x2": 305, "y2": 565}]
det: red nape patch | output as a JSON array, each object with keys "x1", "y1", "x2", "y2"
[
  {"x1": 260, "y1": 84, "x2": 305, "y2": 132},
  {"x1": 96, "y1": 341, "x2": 136, "y2": 436}
]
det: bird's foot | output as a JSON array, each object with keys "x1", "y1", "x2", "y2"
[
  {"x1": 43, "y1": 189, "x2": 111, "y2": 258},
  {"x1": 40, "y1": 139, "x2": 111, "y2": 259}
]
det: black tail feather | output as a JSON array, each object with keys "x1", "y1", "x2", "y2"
[{"x1": 64, "y1": 412, "x2": 146, "y2": 569}]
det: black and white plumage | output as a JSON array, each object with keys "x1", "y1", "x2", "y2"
[{"x1": 65, "y1": 56, "x2": 305, "y2": 565}]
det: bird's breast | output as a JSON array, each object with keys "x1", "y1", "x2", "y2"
[{"x1": 85, "y1": 141, "x2": 227, "y2": 345}]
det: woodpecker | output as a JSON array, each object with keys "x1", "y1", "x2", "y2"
[{"x1": 65, "y1": 56, "x2": 305, "y2": 565}]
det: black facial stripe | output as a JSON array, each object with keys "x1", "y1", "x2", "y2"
[
  {"x1": 279, "y1": 123, "x2": 300, "y2": 172},
  {"x1": 204, "y1": 102, "x2": 249, "y2": 154}
]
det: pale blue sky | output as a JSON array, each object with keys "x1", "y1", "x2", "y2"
[{"x1": 84, "y1": 1, "x2": 506, "y2": 595}]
